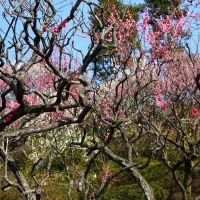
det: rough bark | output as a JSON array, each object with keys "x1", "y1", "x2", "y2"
[
  {"x1": 183, "y1": 159, "x2": 192, "y2": 200},
  {"x1": 96, "y1": 143, "x2": 154, "y2": 200},
  {"x1": 0, "y1": 147, "x2": 37, "y2": 200}
]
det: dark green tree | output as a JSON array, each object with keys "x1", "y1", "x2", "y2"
[
  {"x1": 145, "y1": 0, "x2": 182, "y2": 19},
  {"x1": 90, "y1": 0, "x2": 143, "y2": 82},
  {"x1": 144, "y1": 0, "x2": 187, "y2": 32}
]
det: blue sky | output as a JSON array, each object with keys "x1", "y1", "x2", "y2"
[
  {"x1": 51, "y1": 0, "x2": 200, "y2": 54},
  {"x1": 0, "y1": 0, "x2": 199, "y2": 61}
]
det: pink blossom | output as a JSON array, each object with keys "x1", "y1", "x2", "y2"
[
  {"x1": 43, "y1": 25, "x2": 49, "y2": 32},
  {"x1": 191, "y1": 108, "x2": 199, "y2": 117},
  {"x1": 52, "y1": 27, "x2": 60, "y2": 34},
  {"x1": 161, "y1": 102, "x2": 169, "y2": 110},
  {"x1": 102, "y1": 166, "x2": 112, "y2": 183},
  {"x1": 61, "y1": 20, "x2": 67, "y2": 28},
  {"x1": 156, "y1": 95, "x2": 163, "y2": 103},
  {"x1": 3, "y1": 113, "x2": 13, "y2": 123},
  {"x1": 154, "y1": 88, "x2": 164, "y2": 95}
]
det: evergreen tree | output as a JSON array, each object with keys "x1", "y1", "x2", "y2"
[
  {"x1": 90, "y1": 0, "x2": 143, "y2": 82},
  {"x1": 144, "y1": 0, "x2": 188, "y2": 31}
]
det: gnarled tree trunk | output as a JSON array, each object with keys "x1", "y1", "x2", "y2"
[
  {"x1": 0, "y1": 147, "x2": 38, "y2": 200},
  {"x1": 183, "y1": 159, "x2": 192, "y2": 200},
  {"x1": 97, "y1": 144, "x2": 154, "y2": 200}
]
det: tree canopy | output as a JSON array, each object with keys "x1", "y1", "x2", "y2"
[{"x1": 0, "y1": 0, "x2": 200, "y2": 200}]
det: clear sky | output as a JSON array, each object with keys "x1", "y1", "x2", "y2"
[{"x1": 0, "y1": 0, "x2": 199, "y2": 61}]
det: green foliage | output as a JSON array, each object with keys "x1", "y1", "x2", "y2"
[
  {"x1": 42, "y1": 183, "x2": 75, "y2": 200},
  {"x1": 0, "y1": 189, "x2": 25, "y2": 200},
  {"x1": 104, "y1": 184, "x2": 145, "y2": 200},
  {"x1": 1, "y1": 129, "x2": 200, "y2": 200},
  {"x1": 51, "y1": 157, "x2": 65, "y2": 171},
  {"x1": 96, "y1": 156, "x2": 177, "y2": 200},
  {"x1": 1, "y1": 153, "x2": 200, "y2": 199},
  {"x1": 132, "y1": 158, "x2": 175, "y2": 199},
  {"x1": 145, "y1": 0, "x2": 182, "y2": 18},
  {"x1": 90, "y1": 0, "x2": 143, "y2": 82},
  {"x1": 97, "y1": 0, "x2": 142, "y2": 20}
]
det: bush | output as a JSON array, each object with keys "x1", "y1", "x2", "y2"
[{"x1": 104, "y1": 184, "x2": 145, "y2": 200}]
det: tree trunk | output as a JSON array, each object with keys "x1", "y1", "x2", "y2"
[
  {"x1": 183, "y1": 159, "x2": 192, "y2": 200},
  {"x1": 0, "y1": 148, "x2": 37, "y2": 200},
  {"x1": 129, "y1": 166, "x2": 154, "y2": 200},
  {"x1": 97, "y1": 144, "x2": 154, "y2": 200},
  {"x1": 26, "y1": 194, "x2": 37, "y2": 200}
]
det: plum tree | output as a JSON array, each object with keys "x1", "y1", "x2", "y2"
[{"x1": 0, "y1": 0, "x2": 199, "y2": 200}]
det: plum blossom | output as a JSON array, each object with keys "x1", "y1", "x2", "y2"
[
  {"x1": 101, "y1": 164, "x2": 112, "y2": 183},
  {"x1": 3, "y1": 113, "x2": 13, "y2": 123},
  {"x1": 43, "y1": 25, "x2": 49, "y2": 32},
  {"x1": 154, "y1": 88, "x2": 164, "y2": 95},
  {"x1": 191, "y1": 108, "x2": 199, "y2": 117},
  {"x1": 52, "y1": 27, "x2": 60, "y2": 34},
  {"x1": 156, "y1": 95, "x2": 163, "y2": 103},
  {"x1": 61, "y1": 20, "x2": 67, "y2": 28},
  {"x1": 161, "y1": 101, "x2": 169, "y2": 110}
]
